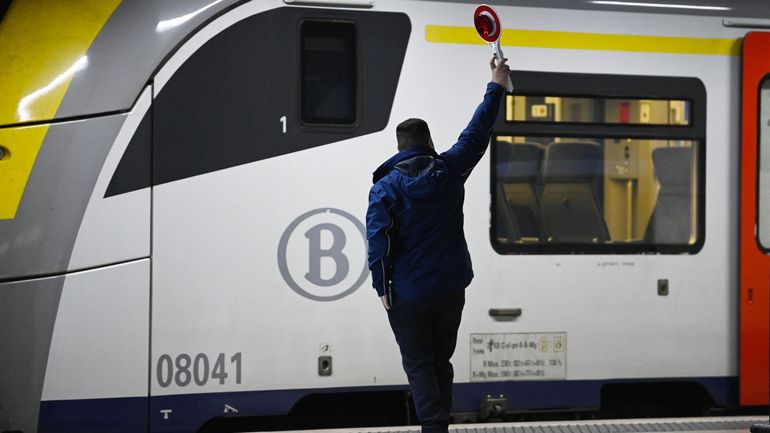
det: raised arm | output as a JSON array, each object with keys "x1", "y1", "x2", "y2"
[{"x1": 440, "y1": 57, "x2": 509, "y2": 180}]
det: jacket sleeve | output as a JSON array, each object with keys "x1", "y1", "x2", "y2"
[
  {"x1": 366, "y1": 183, "x2": 394, "y2": 298},
  {"x1": 440, "y1": 82, "x2": 505, "y2": 180}
]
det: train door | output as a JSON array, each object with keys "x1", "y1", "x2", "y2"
[
  {"x1": 740, "y1": 31, "x2": 770, "y2": 406},
  {"x1": 147, "y1": 4, "x2": 410, "y2": 431}
]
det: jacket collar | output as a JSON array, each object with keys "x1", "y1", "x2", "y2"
[{"x1": 372, "y1": 146, "x2": 438, "y2": 184}]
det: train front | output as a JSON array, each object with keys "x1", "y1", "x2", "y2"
[{"x1": 0, "y1": 2, "x2": 237, "y2": 432}]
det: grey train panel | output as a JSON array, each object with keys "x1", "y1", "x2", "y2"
[
  {"x1": 52, "y1": 0, "x2": 243, "y2": 124},
  {"x1": 146, "y1": 7, "x2": 410, "y2": 188},
  {"x1": 0, "y1": 0, "x2": 245, "y2": 277},
  {"x1": 0, "y1": 275, "x2": 63, "y2": 433},
  {"x1": 0, "y1": 114, "x2": 126, "y2": 280}
]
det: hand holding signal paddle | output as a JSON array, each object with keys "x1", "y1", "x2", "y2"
[{"x1": 474, "y1": 4, "x2": 513, "y2": 92}]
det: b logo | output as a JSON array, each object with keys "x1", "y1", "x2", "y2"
[{"x1": 277, "y1": 208, "x2": 368, "y2": 301}]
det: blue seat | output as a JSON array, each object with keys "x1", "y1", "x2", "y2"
[
  {"x1": 644, "y1": 147, "x2": 693, "y2": 244},
  {"x1": 539, "y1": 141, "x2": 609, "y2": 243},
  {"x1": 494, "y1": 142, "x2": 545, "y2": 243},
  {"x1": 504, "y1": 143, "x2": 545, "y2": 238}
]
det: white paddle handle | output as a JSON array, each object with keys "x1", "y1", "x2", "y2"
[{"x1": 489, "y1": 40, "x2": 513, "y2": 92}]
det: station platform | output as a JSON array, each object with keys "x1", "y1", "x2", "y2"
[{"x1": 278, "y1": 416, "x2": 766, "y2": 433}]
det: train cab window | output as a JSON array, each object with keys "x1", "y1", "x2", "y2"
[
  {"x1": 492, "y1": 71, "x2": 705, "y2": 254},
  {"x1": 758, "y1": 77, "x2": 770, "y2": 249},
  {"x1": 300, "y1": 20, "x2": 357, "y2": 125}
]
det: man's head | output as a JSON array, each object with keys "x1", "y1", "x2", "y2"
[{"x1": 396, "y1": 118, "x2": 434, "y2": 151}]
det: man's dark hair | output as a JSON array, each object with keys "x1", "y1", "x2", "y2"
[{"x1": 397, "y1": 118, "x2": 432, "y2": 151}]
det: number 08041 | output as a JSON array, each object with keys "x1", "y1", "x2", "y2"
[{"x1": 156, "y1": 352, "x2": 242, "y2": 388}]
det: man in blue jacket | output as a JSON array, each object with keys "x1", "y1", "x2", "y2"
[{"x1": 366, "y1": 57, "x2": 510, "y2": 433}]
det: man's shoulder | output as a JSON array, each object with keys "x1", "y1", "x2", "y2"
[
  {"x1": 370, "y1": 171, "x2": 400, "y2": 196},
  {"x1": 375, "y1": 167, "x2": 402, "y2": 183}
]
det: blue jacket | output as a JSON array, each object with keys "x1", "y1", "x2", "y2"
[{"x1": 366, "y1": 82, "x2": 504, "y2": 302}]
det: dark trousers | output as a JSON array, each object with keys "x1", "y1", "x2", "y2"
[{"x1": 387, "y1": 291, "x2": 465, "y2": 433}]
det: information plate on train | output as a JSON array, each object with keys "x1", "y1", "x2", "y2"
[{"x1": 470, "y1": 332, "x2": 567, "y2": 381}]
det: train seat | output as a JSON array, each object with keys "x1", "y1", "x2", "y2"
[
  {"x1": 495, "y1": 181, "x2": 522, "y2": 243},
  {"x1": 644, "y1": 146, "x2": 693, "y2": 244},
  {"x1": 496, "y1": 142, "x2": 545, "y2": 242},
  {"x1": 539, "y1": 141, "x2": 610, "y2": 243},
  {"x1": 494, "y1": 142, "x2": 520, "y2": 243}
]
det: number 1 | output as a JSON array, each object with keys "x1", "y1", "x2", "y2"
[
  {"x1": 280, "y1": 116, "x2": 287, "y2": 133},
  {"x1": 231, "y1": 352, "x2": 242, "y2": 384}
]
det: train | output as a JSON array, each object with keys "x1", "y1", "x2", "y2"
[{"x1": 2, "y1": 0, "x2": 770, "y2": 432}]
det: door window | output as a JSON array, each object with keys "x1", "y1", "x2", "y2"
[{"x1": 758, "y1": 77, "x2": 770, "y2": 248}]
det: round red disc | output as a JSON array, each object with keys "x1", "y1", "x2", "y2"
[{"x1": 473, "y1": 4, "x2": 501, "y2": 42}]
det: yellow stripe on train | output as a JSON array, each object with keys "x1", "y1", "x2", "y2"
[
  {"x1": 0, "y1": 0, "x2": 121, "y2": 220},
  {"x1": 425, "y1": 25, "x2": 740, "y2": 56}
]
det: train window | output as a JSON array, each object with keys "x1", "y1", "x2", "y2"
[
  {"x1": 758, "y1": 77, "x2": 770, "y2": 249},
  {"x1": 491, "y1": 71, "x2": 705, "y2": 254},
  {"x1": 300, "y1": 20, "x2": 357, "y2": 125},
  {"x1": 506, "y1": 95, "x2": 690, "y2": 126}
]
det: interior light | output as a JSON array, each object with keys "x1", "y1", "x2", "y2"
[{"x1": 590, "y1": 1, "x2": 730, "y2": 11}]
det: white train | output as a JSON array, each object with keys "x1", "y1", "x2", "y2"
[{"x1": 1, "y1": 0, "x2": 769, "y2": 432}]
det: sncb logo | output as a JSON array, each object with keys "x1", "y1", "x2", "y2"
[{"x1": 277, "y1": 208, "x2": 368, "y2": 301}]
